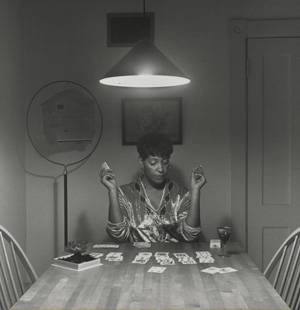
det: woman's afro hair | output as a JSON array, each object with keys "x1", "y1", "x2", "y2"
[{"x1": 137, "y1": 132, "x2": 173, "y2": 160}]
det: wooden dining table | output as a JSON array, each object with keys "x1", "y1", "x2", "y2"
[{"x1": 12, "y1": 242, "x2": 289, "y2": 309}]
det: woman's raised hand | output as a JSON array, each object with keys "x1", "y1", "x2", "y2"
[
  {"x1": 99, "y1": 162, "x2": 117, "y2": 191},
  {"x1": 191, "y1": 163, "x2": 207, "y2": 191}
]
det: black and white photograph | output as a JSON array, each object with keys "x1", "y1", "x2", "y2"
[{"x1": 1, "y1": 1, "x2": 300, "y2": 310}]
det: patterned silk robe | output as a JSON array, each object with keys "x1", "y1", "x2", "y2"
[{"x1": 106, "y1": 178, "x2": 201, "y2": 242}]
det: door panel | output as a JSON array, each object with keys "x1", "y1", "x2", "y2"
[{"x1": 247, "y1": 38, "x2": 300, "y2": 271}]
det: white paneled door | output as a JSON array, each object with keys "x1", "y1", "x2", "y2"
[{"x1": 247, "y1": 38, "x2": 300, "y2": 271}]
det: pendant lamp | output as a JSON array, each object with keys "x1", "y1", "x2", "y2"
[
  {"x1": 100, "y1": 1, "x2": 190, "y2": 88},
  {"x1": 100, "y1": 40, "x2": 190, "y2": 87}
]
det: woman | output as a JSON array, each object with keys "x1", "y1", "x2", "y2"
[{"x1": 100, "y1": 132, "x2": 206, "y2": 242}]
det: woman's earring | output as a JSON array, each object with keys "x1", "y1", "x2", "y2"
[{"x1": 139, "y1": 167, "x2": 144, "y2": 175}]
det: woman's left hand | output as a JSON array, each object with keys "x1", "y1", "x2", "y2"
[{"x1": 191, "y1": 163, "x2": 207, "y2": 191}]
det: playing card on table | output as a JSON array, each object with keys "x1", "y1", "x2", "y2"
[
  {"x1": 159, "y1": 257, "x2": 175, "y2": 265},
  {"x1": 173, "y1": 253, "x2": 196, "y2": 264},
  {"x1": 154, "y1": 252, "x2": 169, "y2": 257},
  {"x1": 109, "y1": 257, "x2": 123, "y2": 261},
  {"x1": 106, "y1": 252, "x2": 123, "y2": 261},
  {"x1": 217, "y1": 267, "x2": 238, "y2": 273},
  {"x1": 132, "y1": 252, "x2": 152, "y2": 264},
  {"x1": 136, "y1": 252, "x2": 152, "y2": 258},
  {"x1": 180, "y1": 257, "x2": 197, "y2": 264},
  {"x1": 195, "y1": 251, "x2": 211, "y2": 257},
  {"x1": 148, "y1": 266, "x2": 167, "y2": 273},
  {"x1": 201, "y1": 267, "x2": 220, "y2": 274},
  {"x1": 133, "y1": 242, "x2": 151, "y2": 248},
  {"x1": 201, "y1": 267, "x2": 238, "y2": 274},
  {"x1": 89, "y1": 253, "x2": 104, "y2": 259},
  {"x1": 106, "y1": 252, "x2": 122, "y2": 257},
  {"x1": 199, "y1": 258, "x2": 215, "y2": 263},
  {"x1": 93, "y1": 244, "x2": 120, "y2": 249},
  {"x1": 132, "y1": 258, "x2": 149, "y2": 264},
  {"x1": 195, "y1": 251, "x2": 215, "y2": 263},
  {"x1": 173, "y1": 253, "x2": 189, "y2": 259},
  {"x1": 154, "y1": 252, "x2": 171, "y2": 264}
]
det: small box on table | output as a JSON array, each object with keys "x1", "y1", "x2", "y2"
[
  {"x1": 210, "y1": 239, "x2": 221, "y2": 248},
  {"x1": 53, "y1": 254, "x2": 101, "y2": 271}
]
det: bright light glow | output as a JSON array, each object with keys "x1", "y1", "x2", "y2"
[{"x1": 100, "y1": 75, "x2": 190, "y2": 88}]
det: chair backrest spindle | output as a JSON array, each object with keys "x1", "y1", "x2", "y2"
[
  {"x1": 280, "y1": 236, "x2": 298, "y2": 296},
  {"x1": 0, "y1": 225, "x2": 37, "y2": 310},
  {"x1": 295, "y1": 287, "x2": 300, "y2": 310},
  {"x1": 0, "y1": 231, "x2": 17, "y2": 305},
  {"x1": 285, "y1": 243, "x2": 300, "y2": 304},
  {"x1": 0, "y1": 273, "x2": 10, "y2": 310},
  {"x1": 11, "y1": 242, "x2": 26, "y2": 295},
  {"x1": 290, "y1": 268, "x2": 300, "y2": 310},
  {"x1": 273, "y1": 245, "x2": 287, "y2": 287},
  {"x1": 264, "y1": 227, "x2": 300, "y2": 310}
]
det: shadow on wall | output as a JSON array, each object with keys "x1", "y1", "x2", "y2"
[
  {"x1": 73, "y1": 212, "x2": 93, "y2": 242},
  {"x1": 73, "y1": 212, "x2": 111, "y2": 243}
]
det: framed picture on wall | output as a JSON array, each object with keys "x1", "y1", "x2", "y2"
[
  {"x1": 107, "y1": 13, "x2": 154, "y2": 47},
  {"x1": 121, "y1": 97, "x2": 183, "y2": 145}
]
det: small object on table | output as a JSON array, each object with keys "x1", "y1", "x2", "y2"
[
  {"x1": 93, "y1": 244, "x2": 120, "y2": 248},
  {"x1": 217, "y1": 226, "x2": 232, "y2": 257},
  {"x1": 66, "y1": 240, "x2": 87, "y2": 253},
  {"x1": 53, "y1": 240, "x2": 102, "y2": 271},
  {"x1": 210, "y1": 239, "x2": 221, "y2": 248},
  {"x1": 53, "y1": 254, "x2": 102, "y2": 271}
]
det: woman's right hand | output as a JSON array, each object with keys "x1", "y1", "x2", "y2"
[{"x1": 100, "y1": 169, "x2": 117, "y2": 192}]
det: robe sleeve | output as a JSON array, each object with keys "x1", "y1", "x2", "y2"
[
  {"x1": 167, "y1": 191, "x2": 201, "y2": 242},
  {"x1": 106, "y1": 188, "x2": 131, "y2": 242}
]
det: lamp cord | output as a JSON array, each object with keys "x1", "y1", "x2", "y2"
[{"x1": 143, "y1": 0, "x2": 146, "y2": 40}]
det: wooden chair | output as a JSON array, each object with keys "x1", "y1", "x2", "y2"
[
  {"x1": 264, "y1": 227, "x2": 300, "y2": 310},
  {"x1": 0, "y1": 225, "x2": 38, "y2": 310}
]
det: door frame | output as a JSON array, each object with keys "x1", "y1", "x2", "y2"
[{"x1": 230, "y1": 19, "x2": 300, "y2": 251}]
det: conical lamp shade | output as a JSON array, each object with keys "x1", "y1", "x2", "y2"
[{"x1": 100, "y1": 40, "x2": 190, "y2": 87}]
